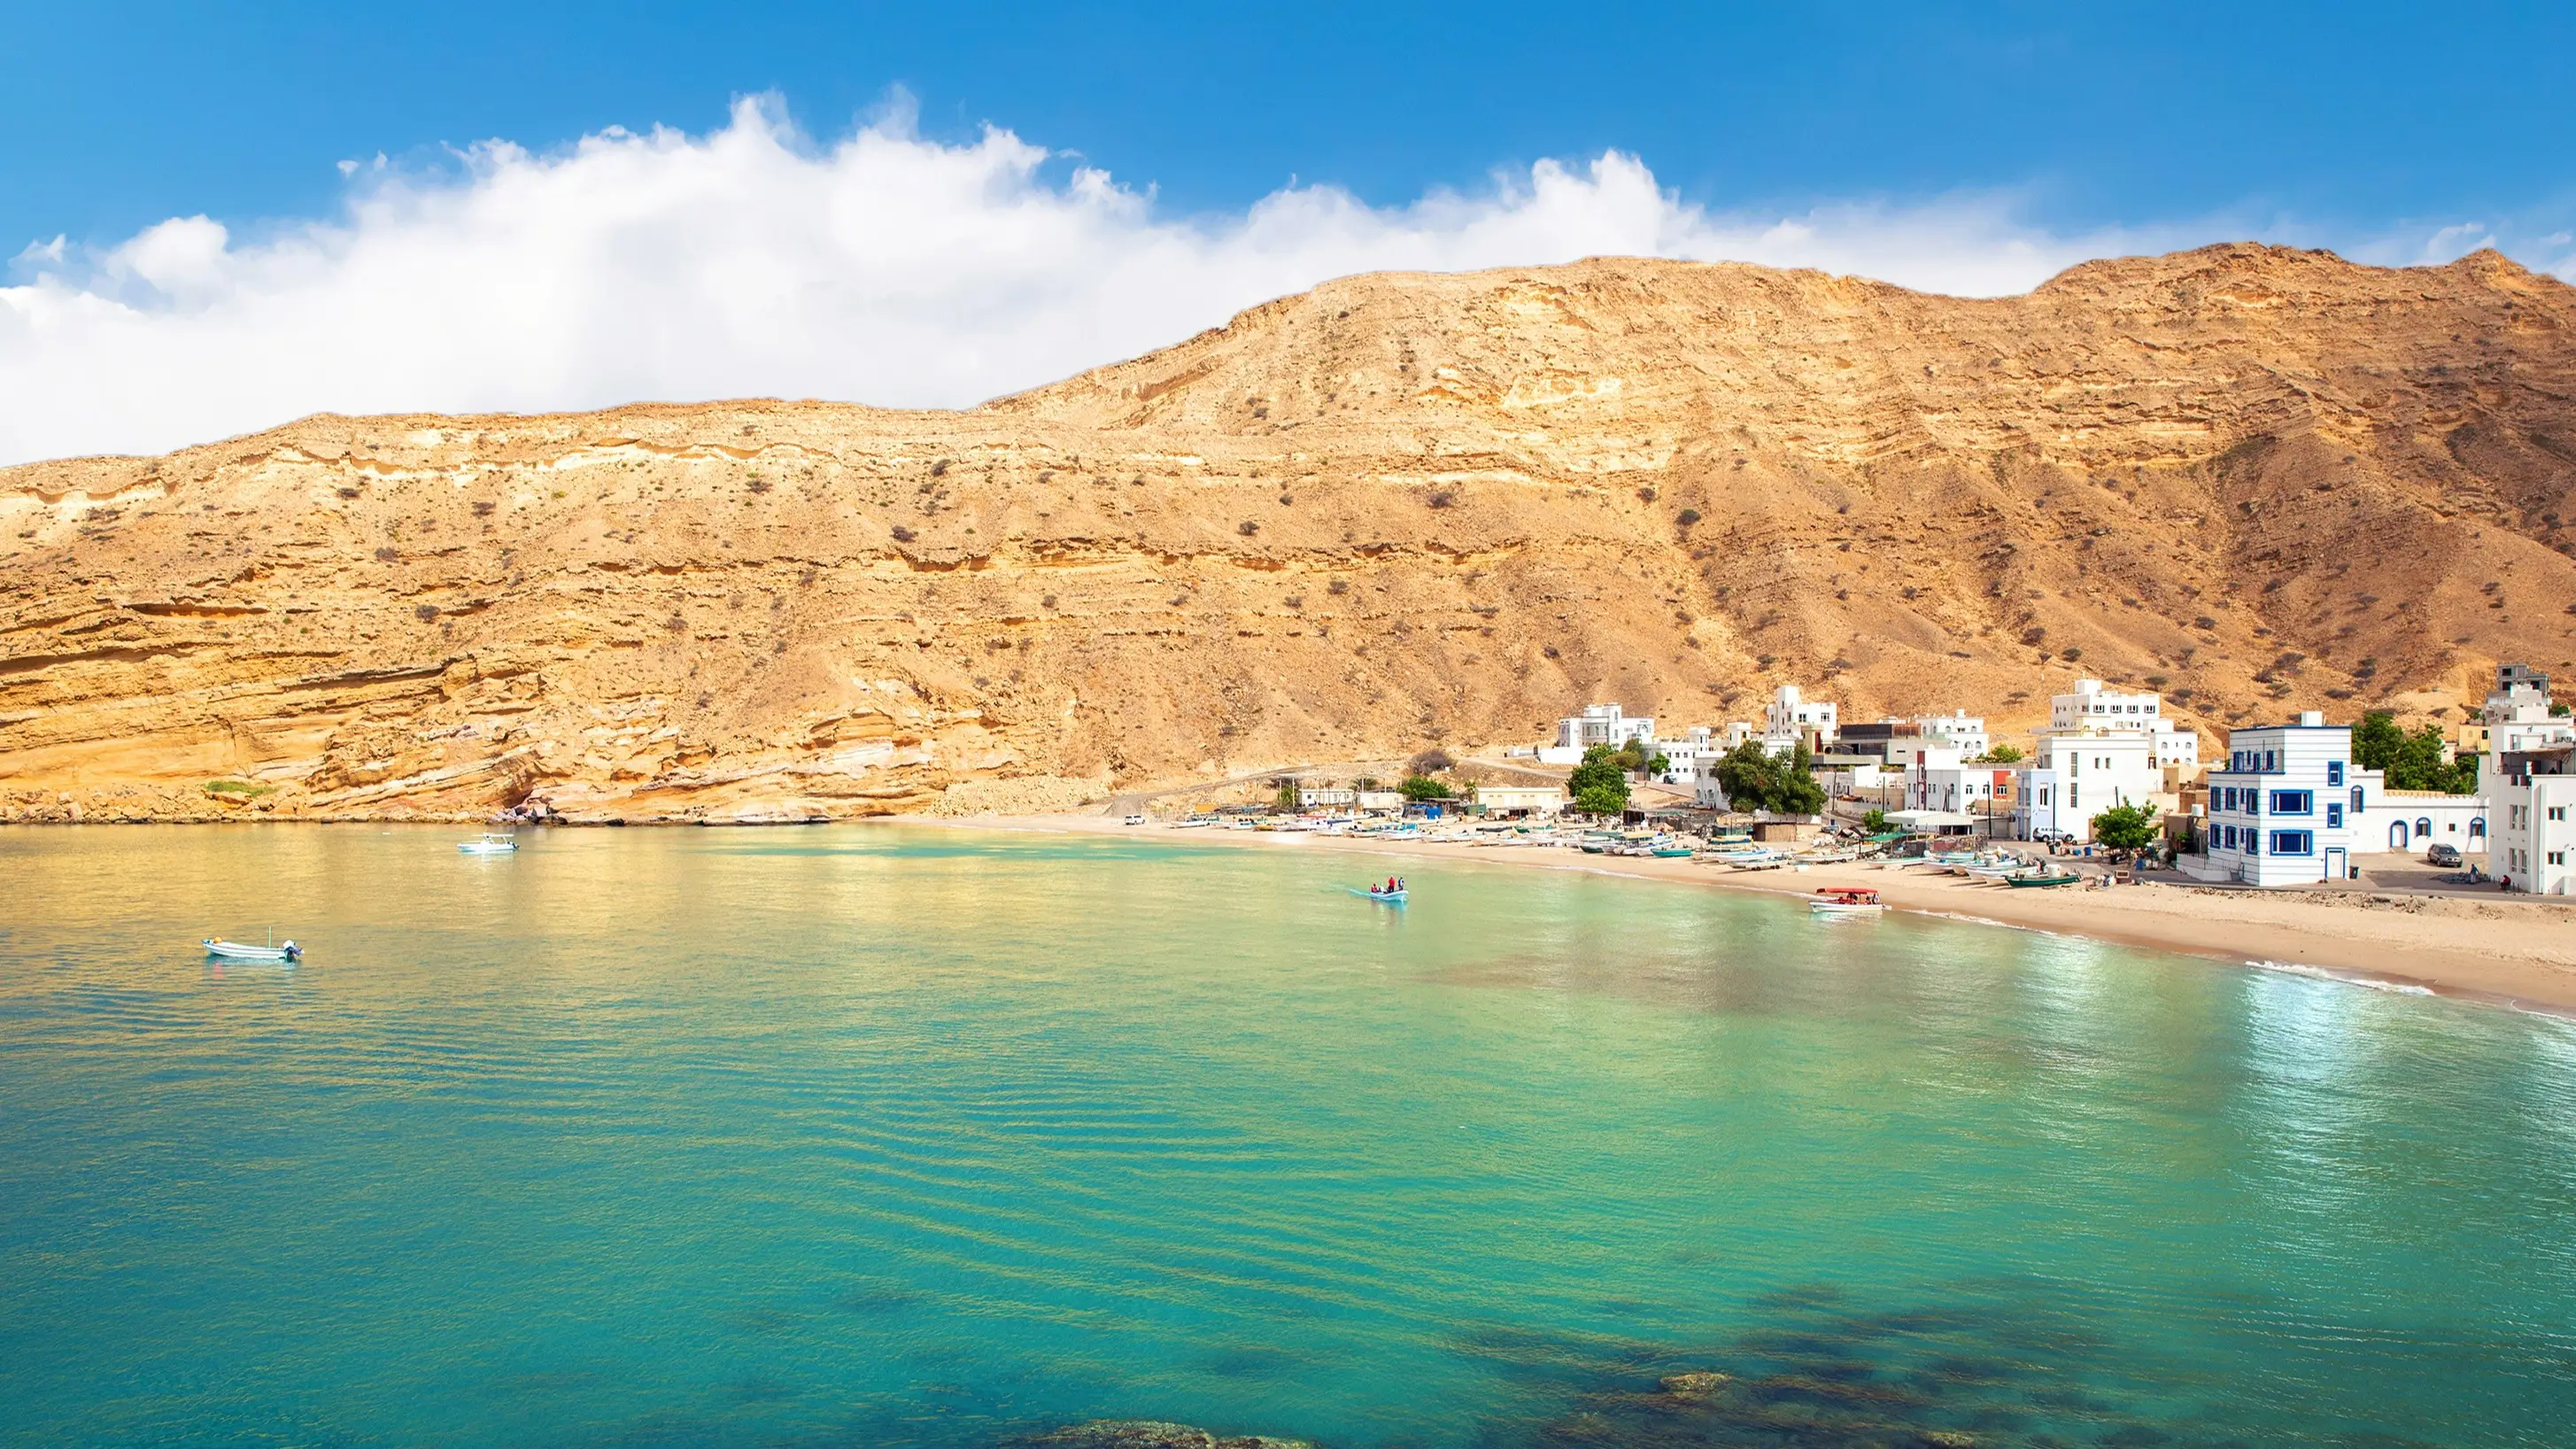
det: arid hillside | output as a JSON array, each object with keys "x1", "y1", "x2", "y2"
[{"x1": 4, "y1": 243, "x2": 2573, "y2": 822}]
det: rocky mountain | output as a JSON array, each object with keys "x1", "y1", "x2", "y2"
[{"x1": 4, "y1": 243, "x2": 2572, "y2": 822}]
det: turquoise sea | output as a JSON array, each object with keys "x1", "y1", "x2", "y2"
[{"x1": 3, "y1": 825, "x2": 2573, "y2": 1447}]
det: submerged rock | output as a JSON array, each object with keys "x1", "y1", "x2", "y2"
[
  {"x1": 1655, "y1": 1370, "x2": 1733, "y2": 1400},
  {"x1": 1023, "y1": 1420, "x2": 1314, "y2": 1449}
]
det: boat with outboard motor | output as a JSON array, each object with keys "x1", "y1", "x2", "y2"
[
  {"x1": 457, "y1": 833, "x2": 518, "y2": 855},
  {"x1": 1806, "y1": 887, "x2": 1886, "y2": 917},
  {"x1": 204, "y1": 933, "x2": 301, "y2": 962}
]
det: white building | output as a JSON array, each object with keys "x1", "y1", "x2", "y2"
[
  {"x1": 1475, "y1": 784, "x2": 1566, "y2": 817},
  {"x1": 1541, "y1": 702, "x2": 1657, "y2": 763},
  {"x1": 2462, "y1": 663, "x2": 2575, "y2": 764},
  {"x1": 1762, "y1": 686, "x2": 1838, "y2": 751},
  {"x1": 2053, "y1": 678, "x2": 2199, "y2": 771},
  {"x1": 1910, "y1": 761, "x2": 2017, "y2": 823},
  {"x1": 2011, "y1": 731, "x2": 2161, "y2": 842},
  {"x1": 1648, "y1": 725, "x2": 1720, "y2": 784},
  {"x1": 2353, "y1": 789, "x2": 2487, "y2": 856},
  {"x1": 2490, "y1": 742, "x2": 2576, "y2": 895},
  {"x1": 1837, "y1": 713, "x2": 1991, "y2": 765},
  {"x1": 2198, "y1": 712, "x2": 2363, "y2": 886}
]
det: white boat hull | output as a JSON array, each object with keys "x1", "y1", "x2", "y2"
[{"x1": 204, "y1": 939, "x2": 300, "y2": 961}]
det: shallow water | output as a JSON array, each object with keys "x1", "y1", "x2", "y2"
[{"x1": 3, "y1": 825, "x2": 2572, "y2": 1447}]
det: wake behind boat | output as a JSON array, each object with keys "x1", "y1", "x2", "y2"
[{"x1": 457, "y1": 833, "x2": 518, "y2": 855}]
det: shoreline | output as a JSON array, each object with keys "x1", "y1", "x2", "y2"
[{"x1": 928, "y1": 813, "x2": 2576, "y2": 1017}]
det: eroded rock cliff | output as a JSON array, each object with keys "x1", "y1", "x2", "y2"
[{"x1": 4, "y1": 244, "x2": 2572, "y2": 821}]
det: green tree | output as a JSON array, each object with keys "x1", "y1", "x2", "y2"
[
  {"x1": 2352, "y1": 710, "x2": 2407, "y2": 772},
  {"x1": 1398, "y1": 774, "x2": 1454, "y2": 802},
  {"x1": 2353, "y1": 709, "x2": 2475, "y2": 794},
  {"x1": 1566, "y1": 744, "x2": 1631, "y2": 816},
  {"x1": 1712, "y1": 738, "x2": 1782, "y2": 810},
  {"x1": 1273, "y1": 780, "x2": 1300, "y2": 811},
  {"x1": 1775, "y1": 739, "x2": 1827, "y2": 814},
  {"x1": 1709, "y1": 738, "x2": 1824, "y2": 814},
  {"x1": 1861, "y1": 808, "x2": 1891, "y2": 833},
  {"x1": 1609, "y1": 738, "x2": 1652, "y2": 773},
  {"x1": 1974, "y1": 742, "x2": 2024, "y2": 763},
  {"x1": 1646, "y1": 753, "x2": 1672, "y2": 777},
  {"x1": 2092, "y1": 802, "x2": 2160, "y2": 851}
]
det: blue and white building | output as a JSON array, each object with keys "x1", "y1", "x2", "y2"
[{"x1": 2200, "y1": 711, "x2": 2362, "y2": 886}]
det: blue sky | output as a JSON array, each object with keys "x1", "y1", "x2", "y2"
[
  {"x1": 11, "y1": 1, "x2": 2572, "y2": 252},
  {"x1": 3, "y1": 2, "x2": 2572, "y2": 463}
]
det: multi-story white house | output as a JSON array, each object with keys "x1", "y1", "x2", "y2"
[
  {"x1": 2198, "y1": 712, "x2": 2362, "y2": 886},
  {"x1": 2459, "y1": 663, "x2": 2574, "y2": 765},
  {"x1": 1762, "y1": 686, "x2": 1838, "y2": 752},
  {"x1": 1648, "y1": 725, "x2": 1721, "y2": 784},
  {"x1": 2490, "y1": 741, "x2": 2576, "y2": 895},
  {"x1": 2052, "y1": 678, "x2": 2199, "y2": 771},
  {"x1": 1540, "y1": 703, "x2": 1658, "y2": 763},
  {"x1": 1837, "y1": 712, "x2": 1991, "y2": 763},
  {"x1": 2010, "y1": 731, "x2": 2160, "y2": 841}
]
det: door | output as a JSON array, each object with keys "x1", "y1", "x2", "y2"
[
  {"x1": 2325, "y1": 847, "x2": 2347, "y2": 881},
  {"x1": 2389, "y1": 821, "x2": 2408, "y2": 849}
]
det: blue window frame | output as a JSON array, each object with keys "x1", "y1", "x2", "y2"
[
  {"x1": 2326, "y1": 803, "x2": 2344, "y2": 827},
  {"x1": 2270, "y1": 831, "x2": 2314, "y2": 856},
  {"x1": 2327, "y1": 761, "x2": 2345, "y2": 787},
  {"x1": 2271, "y1": 791, "x2": 2312, "y2": 815},
  {"x1": 2223, "y1": 825, "x2": 2239, "y2": 848}
]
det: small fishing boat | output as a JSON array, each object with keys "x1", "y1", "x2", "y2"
[
  {"x1": 1352, "y1": 886, "x2": 1409, "y2": 904},
  {"x1": 2006, "y1": 871, "x2": 2083, "y2": 888},
  {"x1": 1652, "y1": 846, "x2": 1695, "y2": 858},
  {"x1": 204, "y1": 934, "x2": 300, "y2": 962},
  {"x1": 1807, "y1": 887, "x2": 1885, "y2": 916},
  {"x1": 458, "y1": 833, "x2": 518, "y2": 855}
]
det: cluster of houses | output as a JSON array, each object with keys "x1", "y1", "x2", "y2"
[{"x1": 1516, "y1": 665, "x2": 2575, "y2": 895}]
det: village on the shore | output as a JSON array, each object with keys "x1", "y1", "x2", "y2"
[{"x1": 1196, "y1": 665, "x2": 2576, "y2": 897}]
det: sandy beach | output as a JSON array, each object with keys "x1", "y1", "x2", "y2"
[{"x1": 940, "y1": 813, "x2": 2576, "y2": 1015}]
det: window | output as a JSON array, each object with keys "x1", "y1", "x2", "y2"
[
  {"x1": 2327, "y1": 803, "x2": 2344, "y2": 827},
  {"x1": 2222, "y1": 825, "x2": 2239, "y2": 848},
  {"x1": 2270, "y1": 831, "x2": 2314, "y2": 856},
  {"x1": 2265, "y1": 749, "x2": 2279, "y2": 771},
  {"x1": 2415, "y1": 817, "x2": 2433, "y2": 840},
  {"x1": 2554, "y1": 851, "x2": 2568, "y2": 867},
  {"x1": 2351, "y1": 786, "x2": 2365, "y2": 813},
  {"x1": 2222, "y1": 786, "x2": 2238, "y2": 811},
  {"x1": 2553, "y1": 807, "x2": 2569, "y2": 823},
  {"x1": 2246, "y1": 833, "x2": 2260, "y2": 856},
  {"x1": 2069, "y1": 785, "x2": 2079, "y2": 810},
  {"x1": 2469, "y1": 817, "x2": 2484, "y2": 839},
  {"x1": 2327, "y1": 762, "x2": 2344, "y2": 787},
  {"x1": 2271, "y1": 791, "x2": 2312, "y2": 815}
]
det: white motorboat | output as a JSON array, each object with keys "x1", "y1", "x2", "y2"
[
  {"x1": 204, "y1": 934, "x2": 300, "y2": 962},
  {"x1": 458, "y1": 833, "x2": 519, "y2": 855}
]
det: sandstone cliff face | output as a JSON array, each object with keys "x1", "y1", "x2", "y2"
[{"x1": 4, "y1": 244, "x2": 2572, "y2": 822}]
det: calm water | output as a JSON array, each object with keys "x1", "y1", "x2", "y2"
[{"x1": 4, "y1": 826, "x2": 2573, "y2": 1447}]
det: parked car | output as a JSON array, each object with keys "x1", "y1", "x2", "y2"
[{"x1": 2426, "y1": 842, "x2": 2463, "y2": 867}]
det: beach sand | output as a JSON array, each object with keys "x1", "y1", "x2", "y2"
[{"x1": 936, "y1": 814, "x2": 2576, "y2": 1015}]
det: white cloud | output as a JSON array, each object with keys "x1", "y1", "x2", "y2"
[{"x1": 0, "y1": 94, "x2": 2533, "y2": 466}]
